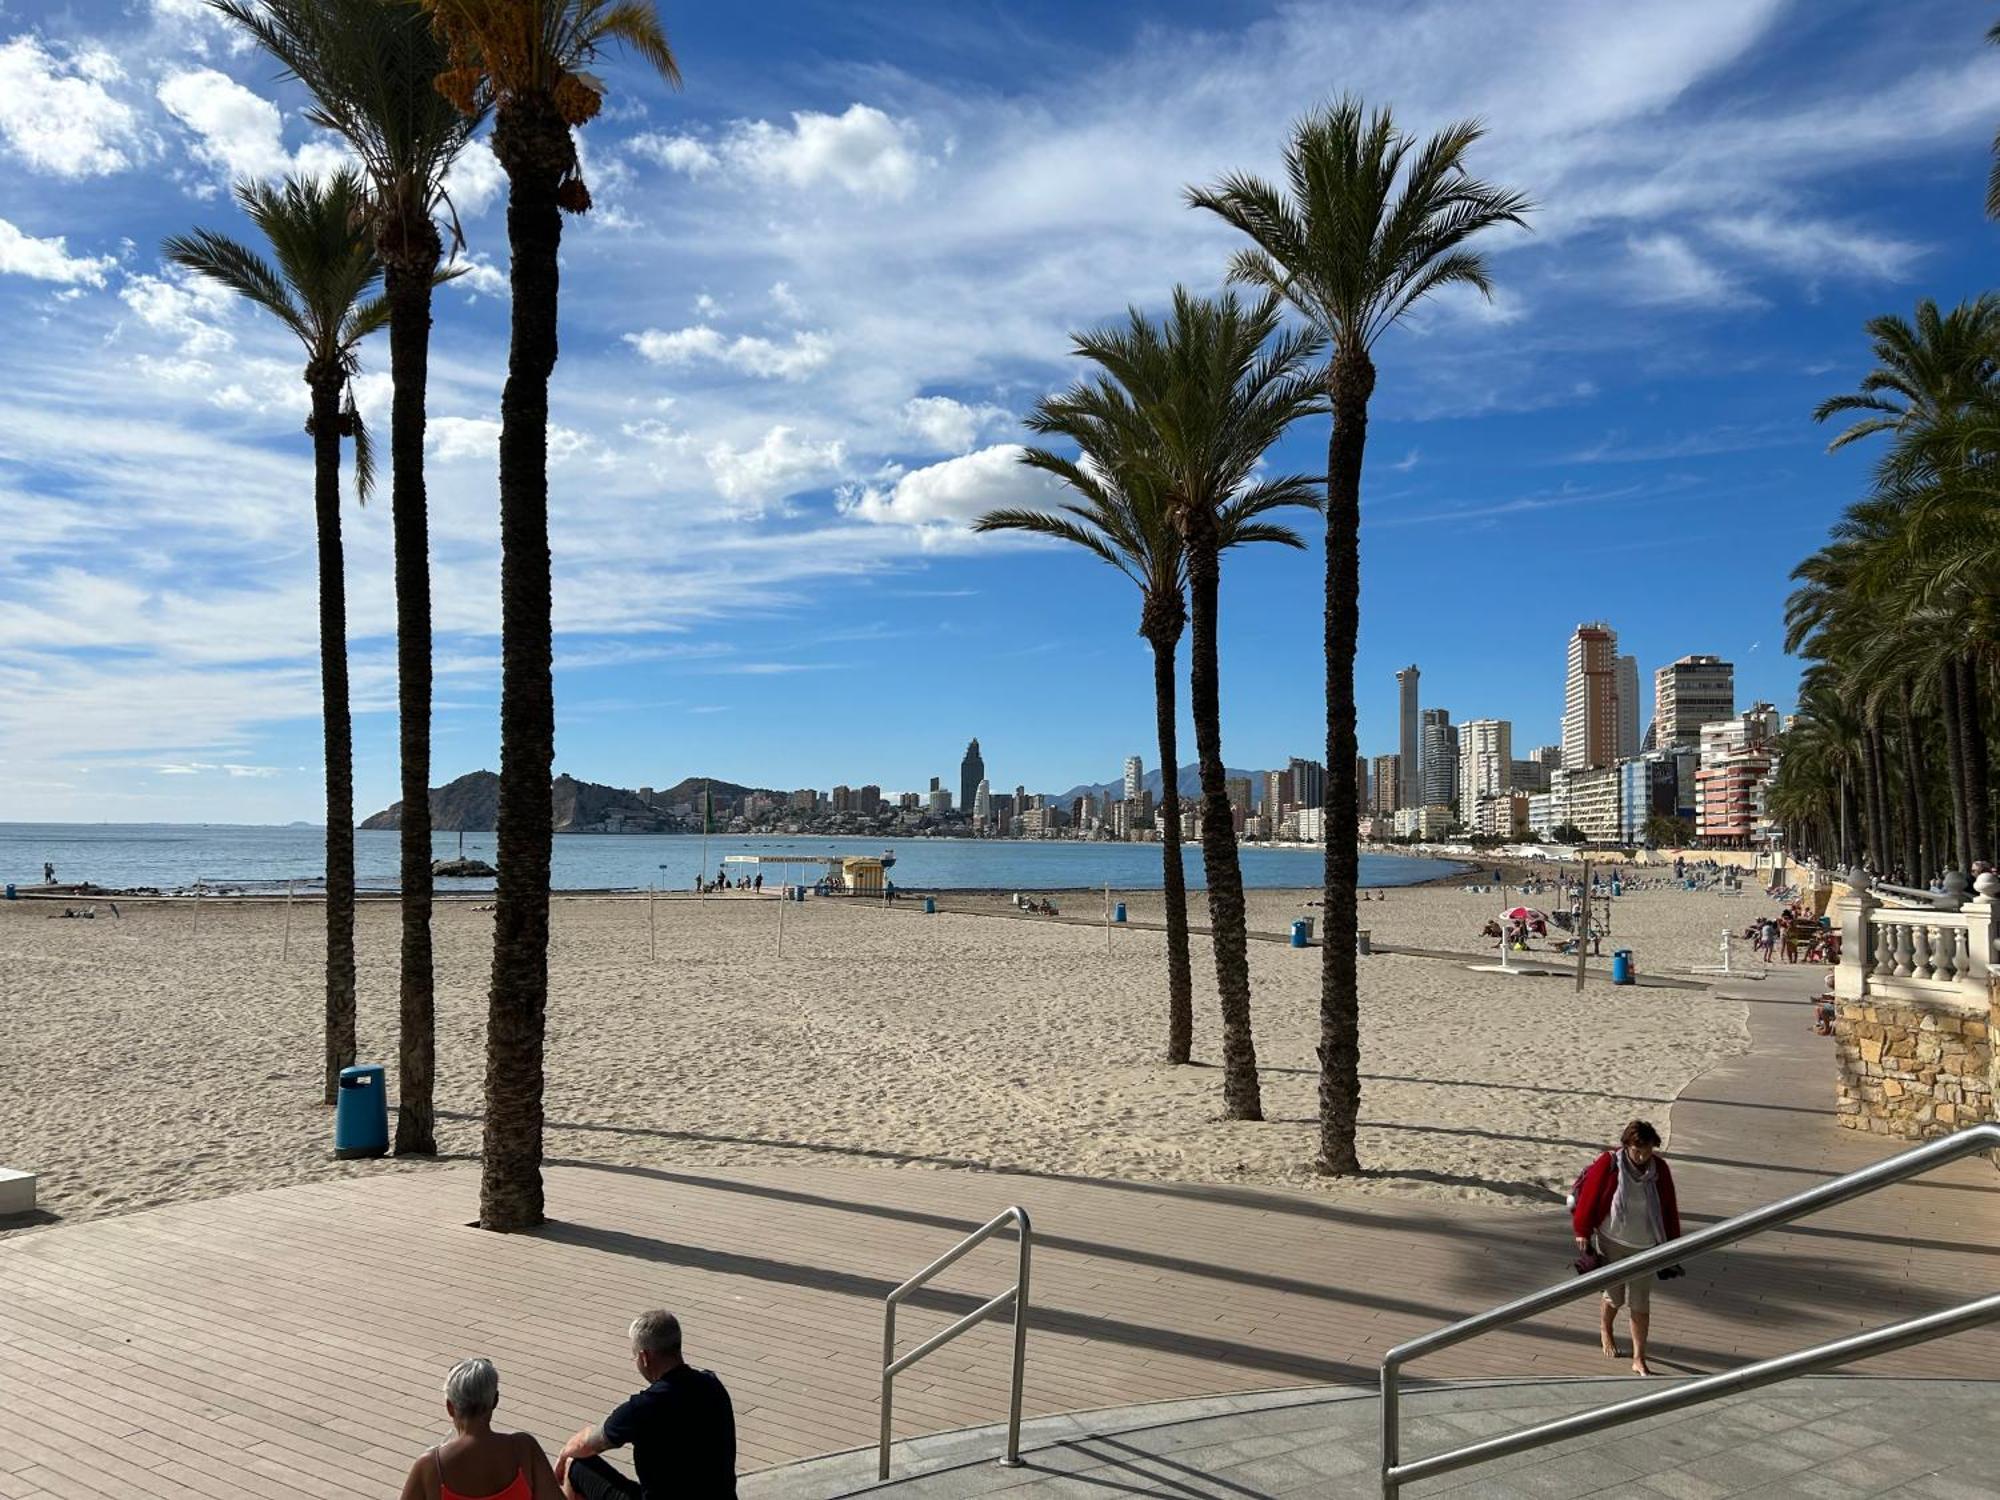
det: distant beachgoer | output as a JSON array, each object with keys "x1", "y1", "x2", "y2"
[
  {"x1": 557, "y1": 1311, "x2": 735, "y2": 1500},
  {"x1": 43, "y1": 862, "x2": 54, "y2": 884},
  {"x1": 753, "y1": 873, "x2": 762, "y2": 892},
  {"x1": 398, "y1": 1358, "x2": 563, "y2": 1500},
  {"x1": 1572, "y1": 1120, "x2": 1682, "y2": 1376}
]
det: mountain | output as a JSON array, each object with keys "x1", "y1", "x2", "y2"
[
  {"x1": 362, "y1": 771, "x2": 676, "y2": 833},
  {"x1": 1052, "y1": 763, "x2": 1265, "y2": 807}
]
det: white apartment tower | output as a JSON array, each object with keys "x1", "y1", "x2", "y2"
[
  {"x1": 1562, "y1": 623, "x2": 1620, "y2": 771},
  {"x1": 1419, "y1": 708, "x2": 1457, "y2": 807},
  {"x1": 1122, "y1": 755, "x2": 1143, "y2": 806},
  {"x1": 1458, "y1": 718, "x2": 1513, "y2": 813},
  {"x1": 1653, "y1": 655, "x2": 1736, "y2": 749},
  {"x1": 973, "y1": 779, "x2": 991, "y2": 823},
  {"x1": 1396, "y1": 664, "x2": 1421, "y2": 809},
  {"x1": 1616, "y1": 654, "x2": 1641, "y2": 760}
]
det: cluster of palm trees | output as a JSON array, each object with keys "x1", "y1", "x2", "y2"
[
  {"x1": 169, "y1": 0, "x2": 676, "y2": 1232},
  {"x1": 979, "y1": 101, "x2": 1527, "y2": 1171},
  {"x1": 1774, "y1": 290, "x2": 2000, "y2": 885}
]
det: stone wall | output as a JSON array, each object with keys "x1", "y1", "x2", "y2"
[{"x1": 1835, "y1": 994, "x2": 1992, "y2": 1138}]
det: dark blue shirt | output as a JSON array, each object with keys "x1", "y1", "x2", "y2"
[{"x1": 602, "y1": 1365, "x2": 736, "y2": 1498}]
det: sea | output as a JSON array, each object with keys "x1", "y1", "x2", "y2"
[{"x1": 0, "y1": 823, "x2": 1461, "y2": 894}]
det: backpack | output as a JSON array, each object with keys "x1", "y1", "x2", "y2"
[{"x1": 1564, "y1": 1151, "x2": 1605, "y2": 1212}]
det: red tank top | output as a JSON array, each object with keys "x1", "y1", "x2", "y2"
[{"x1": 433, "y1": 1447, "x2": 531, "y2": 1500}]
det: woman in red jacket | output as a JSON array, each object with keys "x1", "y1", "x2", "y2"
[{"x1": 1572, "y1": 1119, "x2": 1681, "y2": 1375}]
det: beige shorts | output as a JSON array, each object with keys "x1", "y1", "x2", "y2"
[{"x1": 1600, "y1": 1237, "x2": 1653, "y2": 1313}]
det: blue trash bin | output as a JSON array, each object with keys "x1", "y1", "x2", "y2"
[
  {"x1": 2, "y1": 884, "x2": 12, "y2": 901},
  {"x1": 1611, "y1": 949, "x2": 1635, "y2": 986},
  {"x1": 1113, "y1": 902, "x2": 1127, "y2": 923},
  {"x1": 334, "y1": 1064, "x2": 388, "y2": 1158},
  {"x1": 1290, "y1": 918, "x2": 1312, "y2": 948},
  {"x1": 923, "y1": 895, "x2": 936, "y2": 915}
]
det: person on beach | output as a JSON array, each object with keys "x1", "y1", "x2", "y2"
[
  {"x1": 1572, "y1": 1120, "x2": 1681, "y2": 1376},
  {"x1": 42, "y1": 861, "x2": 54, "y2": 884},
  {"x1": 399, "y1": 1358, "x2": 564, "y2": 1500},
  {"x1": 556, "y1": 1311, "x2": 735, "y2": 1500}
]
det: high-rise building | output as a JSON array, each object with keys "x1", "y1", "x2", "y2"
[
  {"x1": 1371, "y1": 753, "x2": 1401, "y2": 818},
  {"x1": 1653, "y1": 655, "x2": 1736, "y2": 749},
  {"x1": 860, "y1": 784, "x2": 882, "y2": 814},
  {"x1": 1264, "y1": 769, "x2": 1293, "y2": 819},
  {"x1": 1226, "y1": 777, "x2": 1253, "y2": 816},
  {"x1": 1616, "y1": 654, "x2": 1641, "y2": 760},
  {"x1": 1458, "y1": 718, "x2": 1512, "y2": 818},
  {"x1": 973, "y1": 778, "x2": 991, "y2": 823},
  {"x1": 1122, "y1": 755, "x2": 1143, "y2": 806},
  {"x1": 831, "y1": 784, "x2": 852, "y2": 812},
  {"x1": 1562, "y1": 623, "x2": 1619, "y2": 771},
  {"x1": 990, "y1": 792, "x2": 1014, "y2": 830},
  {"x1": 1354, "y1": 757, "x2": 1368, "y2": 816},
  {"x1": 1419, "y1": 709, "x2": 1457, "y2": 807},
  {"x1": 1289, "y1": 756, "x2": 1325, "y2": 811},
  {"x1": 958, "y1": 739, "x2": 983, "y2": 816},
  {"x1": 1396, "y1": 664, "x2": 1421, "y2": 808}
]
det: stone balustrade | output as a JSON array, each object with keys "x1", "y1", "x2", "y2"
[{"x1": 1833, "y1": 873, "x2": 1997, "y2": 1141}]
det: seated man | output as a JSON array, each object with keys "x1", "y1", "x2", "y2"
[{"x1": 557, "y1": 1311, "x2": 735, "y2": 1499}]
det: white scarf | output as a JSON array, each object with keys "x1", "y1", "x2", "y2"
[{"x1": 1606, "y1": 1150, "x2": 1665, "y2": 1247}]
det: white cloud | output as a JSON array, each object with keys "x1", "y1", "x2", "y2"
[
  {"x1": 118, "y1": 272, "x2": 237, "y2": 354},
  {"x1": 1621, "y1": 233, "x2": 1752, "y2": 307},
  {"x1": 704, "y1": 426, "x2": 846, "y2": 510},
  {"x1": 900, "y1": 396, "x2": 1012, "y2": 454},
  {"x1": 624, "y1": 325, "x2": 832, "y2": 379},
  {"x1": 451, "y1": 251, "x2": 509, "y2": 299},
  {"x1": 1705, "y1": 214, "x2": 1922, "y2": 282},
  {"x1": 0, "y1": 36, "x2": 145, "y2": 178},
  {"x1": 627, "y1": 132, "x2": 717, "y2": 174},
  {"x1": 442, "y1": 136, "x2": 506, "y2": 218},
  {"x1": 635, "y1": 105, "x2": 925, "y2": 199},
  {"x1": 156, "y1": 67, "x2": 350, "y2": 184},
  {"x1": 841, "y1": 444, "x2": 1058, "y2": 532},
  {"x1": 427, "y1": 416, "x2": 502, "y2": 461},
  {"x1": 0, "y1": 218, "x2": 116, "y2": 286}
]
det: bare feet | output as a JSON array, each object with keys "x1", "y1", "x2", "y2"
[
  {"x1": 1632, "y1": 1358, "x2": 1652, "y2": 1376},
  {"x1": 1601, "y1": 1336, "x2": 1618, "y2": 1357}
]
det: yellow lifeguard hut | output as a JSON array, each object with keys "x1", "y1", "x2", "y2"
[{"x1": 841, "y1": 856, "x2": 887, "y2": 894}]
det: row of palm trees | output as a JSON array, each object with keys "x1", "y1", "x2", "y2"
[
  {"x1": 1774, "y1": 292, "x2": 2000, "y2": 883},
  {"x1": 171, "y1": 0, "x2": 675, "y2": 1231},
  {"x1": 980, "y1": 103, "x2": 1528, "y2": 1171}
]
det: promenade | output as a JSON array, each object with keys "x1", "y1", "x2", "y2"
[{"x1": 0, "y1": 970, "x2": 1992, "y2": 1497}]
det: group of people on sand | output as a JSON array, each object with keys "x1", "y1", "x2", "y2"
[
  {"x1": 399, "y1": 1310, "x2": 732, "y2": 1500},
  {"x1": 695, "y1": 873, "x2": 763, "y2": 895}
]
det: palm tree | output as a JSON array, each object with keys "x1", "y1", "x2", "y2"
[
  {"x1": 213, "y1": 0, "x2": 483, "y2": 1157},
  {"x1": 975, "y1": 386, "x2": 1312, "y2": 1066},
  {"x1": 1039, "y1": 289, "x2": 1321, "y2": 1119},
  {"x1": 164, "y1": 171, "x2": 384, "y2": 1107},
  {"x1": 1189, "y1": 99, "x2": 1528, "y2": 1173},
  {"x1": 423, "y1": 0, "x2": 680, "y2": 1231},
  {"x1": 1813, "y1": 296, "x2": 2000, "y2": 450}
]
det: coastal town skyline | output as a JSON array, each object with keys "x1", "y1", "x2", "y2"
[{"x1": 2, "y1": 0, "x2": 1995, "y2": 823}]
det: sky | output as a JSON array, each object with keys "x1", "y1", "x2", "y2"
[{"x1": 0, "y1": 0, "x2": 1995, "y2": 824}]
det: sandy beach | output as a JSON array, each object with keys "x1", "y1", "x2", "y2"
[{"x1": 0, "y1": 881, "x2": 1762, "y2": 1234}]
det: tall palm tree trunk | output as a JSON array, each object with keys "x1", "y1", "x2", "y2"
[
  {"x1": 309, "y1": 373, "x2": 357, "y2": 1105},
  {"x1": 1955, "y1": 654, "x2": 1989, "y2": 867},
  {"x1": 1838, "y1": 772, "x2": 1857, "y2": 871},
  {"x1": 1184, "y1": 513, "x2": 1261, "y2": 1121},
  {"x1": 1864, "y1": 720, "x2": 1891, "y2": 876},
  {"x1": 1896, "y1": 682, "x2": 1925, "y2": 882},
  {"x1": 388, "y1": 248, "x2": 440, "y2": 1156},
  {"x1": 1941, "y1": 661, "x2": 1971, "y2": 873},
  {"x1": 482, "y1": 96, "x2": 565, "y2": 1231},
  {"x1": 1317, "y1": 354, "x2": 1371, "y2": 1176},
  {"x1": 1143, "y1": 612, "x2": 1194, "y2": 1064}
]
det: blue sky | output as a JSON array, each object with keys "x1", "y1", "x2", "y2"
[{"x1": 0, "y1": 0, "x2": 1995, "y2": 823}]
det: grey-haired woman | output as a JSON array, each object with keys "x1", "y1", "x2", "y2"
[{"x1": 399, "y1": 1358, "x2": 565, "y2": 1500}]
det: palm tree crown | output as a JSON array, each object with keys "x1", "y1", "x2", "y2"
[
  {"x1": 1812, "y1": 295, "x2": 2000, "y2": 452},
  {"x1": 163, "y1": 169, "x2": 385, "y2": 491}
]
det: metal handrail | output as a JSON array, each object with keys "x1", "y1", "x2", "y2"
[
  {"x1": 1379, "y1": 1123, "x2": 2000, "y2": 1496},
  {"x1": 879, "y1": 1205, "x2": 1032, "y2": 1481}
]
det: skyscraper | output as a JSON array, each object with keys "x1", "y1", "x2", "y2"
[
  {"x1": 1419, "y1": 708, "x2": 1457, "y2": 807},
  {"x1": 1396, "y1": 665, "x2": 1421, "y2": 808},
  {"x1": 1616, "y1": 654, "x2": 1641, "y2": 760},
  {"x1": 1458, "y1": 718, "x2": 1512, "y2": 812},
  {"x1": 1289, "y1": 756, "x2": 1325, "y2": 810},
  {"x1": 1562, "y1": 623, "x2": 1618, "y2": 771},
  {"x1": 1123, "y1": 754, "x2": 1143, "y2": 805},
  {"x1": 1371, "y1": 753, "x2": 1401, "y2": 818},
  {"x1": 1354, "y1": 757, "x2": 1368, "y2": 816},
  {"x1": 1653, "y1": 655, "x2": 1735, "y2": 749},
  {"x1": 959, "y1": 738, "x2": 984, "y2": 815},
  {"x1": 973, "y1": 779, "x2": 991, "y2": 823}
]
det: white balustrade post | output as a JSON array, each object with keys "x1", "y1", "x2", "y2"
[
  {"x1": 1833, "y1": 884, "x2": 1875, "y2": 1003},
  {"x1": 1959, "y1": 871, "x2": 1998, "y2": 986}
]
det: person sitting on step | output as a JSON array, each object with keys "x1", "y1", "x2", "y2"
[
  {"x1": 399, "y1": 1358, "x2": 564, "y2": 1500},
  {"x1": 557, "y1": 1311, "x2": 735, "y2": 1500}
]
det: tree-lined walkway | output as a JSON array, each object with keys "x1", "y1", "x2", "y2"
[{"x1": 0, "y1": 971, "x2": 1992, "y2": 1498}]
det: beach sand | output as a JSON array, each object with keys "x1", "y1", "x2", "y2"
[{"x1": 0, "y1": 881, "x2": 1761, "y2": 1234}]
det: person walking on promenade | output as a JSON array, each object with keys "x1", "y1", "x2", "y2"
[
  {"x1": 1572, "y1": 1120, "x2": 1682, "y2": 1376},
  {"x1": 556, "y1": 1311, "x2": 735, "y2": 1499},
  {"x1": 399, "y1": 1358, "x2": 564, "y2": 1500}
]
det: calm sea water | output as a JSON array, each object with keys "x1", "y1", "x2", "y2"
[{"x1": 0, "y1": 823, "x2": 1459, "y2": 894}]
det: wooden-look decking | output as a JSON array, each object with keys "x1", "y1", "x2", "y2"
[{"x1": 0, "y1": 971, "x2": 1993, "y2": 1498}]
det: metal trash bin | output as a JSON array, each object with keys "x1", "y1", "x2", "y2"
[
  {"x1": 1113, "y1": 902, "x2": 1127, "y2": 923},
  {"x1": 2, "y1": 884, "x2": 12, "y2": 901},
  {"x1": 1357, "y1": 927, "x2": 1372, "y2": 956},
  {"x1": 1290, "y1": 917, "x2": 1313, "y2": 948},
  {"x1": 334, "y1": 1064, "x2": 388, "y2": 1158},
  {"x1": 1611, "y1": 949, "x2": 1635, "y2": 986},
  {"x1": 923, "y1": 896, "x2": 936, "y2": 915}
]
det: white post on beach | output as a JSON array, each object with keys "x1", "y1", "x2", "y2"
[
  {"x1": 192, "y1": 875, "x2": 201, "y2": 940},
  {"x1": 282, "y1": 879, "x2": 294, "y2": 963},
  {"x1": 1105, "y1": 882, "x2": 1112, "y2": 954},
  {"x1": 648, "y1": 881, "x2": 657, "y2": 961},
  {"x1": 777, "y1": 871, "x2": 786, "y2": 953},
  {"x1": 1574, "y1": 859, "x2": 1590, "y2": 992}
]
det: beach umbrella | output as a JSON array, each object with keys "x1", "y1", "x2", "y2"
[{"x1": 1500, "y1": 906, "x2": 1547, "y2": 922}]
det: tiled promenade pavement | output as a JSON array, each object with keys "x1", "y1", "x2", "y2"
[{"x1": 0, "y1": 971, "x2": 1992, "y2": 1497}]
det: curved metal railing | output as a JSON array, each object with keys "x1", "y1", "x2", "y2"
[
  {"x1": 880, "y1": 1205, "x2": 1033, "y2": 1480},
  {"x1": 1379, "y1": 1123, "x2": 2000, "y2": 1496}
]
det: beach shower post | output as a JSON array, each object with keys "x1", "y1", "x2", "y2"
[{"x1": 282, "y1": 879, "x2": 294, "y2": 962}]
